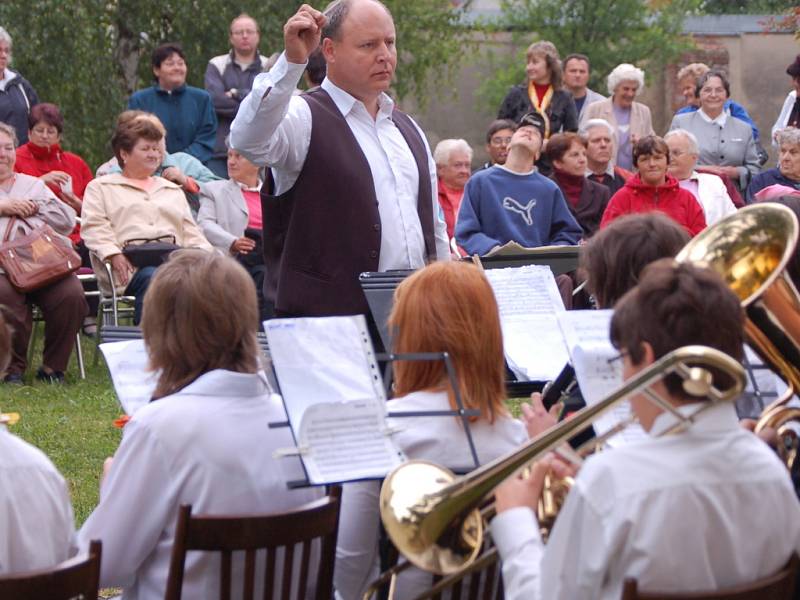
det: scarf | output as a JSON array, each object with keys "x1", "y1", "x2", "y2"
[
  {"x1": 527, "y1": 82, "x2": 553, "y2": 138},
  {"x1": 553, "y1": 169, "x2": 584, "y2": 208}
]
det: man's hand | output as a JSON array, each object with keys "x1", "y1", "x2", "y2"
[
  {"x1": 40, "y1": 170, "x2": 71, "y2": 187},
  {"x1": 161, "y1": 166, "x2": 187, "y2": 187},
  {"x1": 230, "y1": 237, "x2": 256, "y2": 254},
  {"x1": 109, "y1": 253, "x2": 135, "y2": 287},
  {"x1": 520, "y1": 392, "x2": 561, "y2": 439},
  {"x1": 0, "y1": 198, "x2": 39, "y2": 218},
  {"x1": 284, "y1": 4, "x2": 327, "y2": 64},
  {"x1": 495, "y1": 456, "x2": 552, "y2": 514}
]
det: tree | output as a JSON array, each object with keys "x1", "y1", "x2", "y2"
[{"x1": 699, "y1": 0, "x2": 797, "y2": 14}]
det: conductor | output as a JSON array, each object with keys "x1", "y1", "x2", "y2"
[{"x1": 230, "y1": 1, "x2": 449, "y2": 317}]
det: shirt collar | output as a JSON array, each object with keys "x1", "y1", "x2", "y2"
[
  {"x1": 648, "y1": 399, "x2": 740, "y2": 437},
  {"x1": 233, "y1": 178, "x2": 262, "y2": 192},
  {"x1": 585, "y1": 163, "x2": 614, "y2": 178},
  {"x1": 321, "y1": 77, "x2": 395, "y2": 120},
  {"x1": 698, "y1": 108, "x2": 728, "y2": 127}
]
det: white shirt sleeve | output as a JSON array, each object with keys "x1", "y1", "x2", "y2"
[
  {"x1": 772, "y1": 91, "x2": 795, "y2": 147},
  {"x1": 490, "y1": 507, "x2": 546, "y2": 600}
]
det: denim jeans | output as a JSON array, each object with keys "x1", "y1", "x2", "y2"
[{"x1": 125, "y1": 266, "x2": 158, "y2": 325}]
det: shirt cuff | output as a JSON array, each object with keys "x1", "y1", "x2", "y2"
[
  {"x1": 490, "y1": 507, "x2": 543, "y2": 558},
  {"x1": 253, "y1": 51, "x2": 307, "y2": 103}
]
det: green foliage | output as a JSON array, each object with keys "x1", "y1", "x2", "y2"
[
  {"x1": 479, "y1": 0, "x2": 699, "y2": 112},
  {"x1": 0, "y1": 0, "x2": 468, "y2": 169}
]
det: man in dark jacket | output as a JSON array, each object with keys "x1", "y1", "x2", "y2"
[{"x1": 0, "y1": 27, "x2": 38, "y2": 145}]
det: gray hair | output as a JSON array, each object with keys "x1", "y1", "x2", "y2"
[
  {"x1": 0, "y1": 27, "x2": 11, "y2": 48},
  {"x1": 433, "y1": 138, "x2": 473, "y2": 166},
  {"x1": 579, "y1": 118, "x2": 616, "y2": 143},
  {"x1": 322, "y1": 0, "x2": 392, "y2": 41},
  {"x1": 0, "y1": 122, "x2": 18, "y2": 147},
  {"x1": 607, "y1": 63, "x2": 645, "y2": 96},
  {"x1": 776, "y1": 127, "x2": 800, "y2": 149},
  {"x1": 664, "y1": 129, "x2": 699, "y2": 155}
]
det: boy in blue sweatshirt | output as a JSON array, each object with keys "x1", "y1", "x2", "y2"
[{"x1": 455, "y1": 112, "x2": 583, "y2": 256}]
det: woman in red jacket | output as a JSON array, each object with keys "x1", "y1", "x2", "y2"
[{"x1": 600, "y1": 135, "x2": 707, "y2": 236}]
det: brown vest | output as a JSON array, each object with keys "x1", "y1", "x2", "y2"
[{"x1": 261, "y1": 88, "x2": 436, "y2": 316}]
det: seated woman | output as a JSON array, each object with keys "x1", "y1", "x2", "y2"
[
  {"x1": 77, "y1": 251, "x2": 321, "y2": 599},
  {"x1": 0, "y1": 121, "x2": 87, "y2": 384},
  {"x1": 600, "y1": 136, "x2": 706, "y2": 236},
  {"x1": 544, "y1": 132, "x2": 610, "y2": 237},
  {"x1": 81, "y1": 116, "x2": 212, "y2": 324},
  {"x1": 198, "y1": 147, "x2": 272, "y2": 321},
  {"x1": 335, "y1": 261, "x2": 527, "y2": 600},
  {"x1": 747, "y1": 127, "x2": 800, "y2": 200}
]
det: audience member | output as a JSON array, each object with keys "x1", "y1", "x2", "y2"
[
  {"x1": 0, "y1": 27, "x2": 38, "y2": 145},
  {"x1": 456, "y1": 112, "x2": 582, "y2": 255},
  {"x1": 0, "y1": 310, "x2": 76, "y2": 570},
  {"x1": 545, "y1": 132, "x2": 610, "y2": 237},
  {"x1": 771, "y1": 54, "x2": 800, "y2": 144},
  {"x1": 562, "y1": 53, "x2": 604, "y2": 121},
  {"x1": 748, "y1": 127, "x2": 800, "y2": 200},
  {"x1": 0, "y1": 122, "x2": 87, "y2": 384},
  {"x1": 129, "y1": 43, "x2": 217, "y2": 165},
  {"x1": 198, "y1": 148, "x2": 272, "y2": 322},
  {"x1": 601, "y1": 135, "x2": 706, "y2": 236},
  {"x1": 492, "y1": 259, "x2": 800, "y2": 599},
  {"x1": 434, "y1": 138, "x2": 472, "y2": 239},
  {"x1": 335, "y1": 260, "x2": 526, "y2": 600},
  {"x1": 581, "y1": 63, "x2": 654, "y2": 171},
  {"x1": 579, "y1": 118, "x2": 631, "y2": 195},
  {"x1": 304, "y1": 47, "x2": 327, "y2": 89},
  {"x1": 81, "y1": 116, "x2": 212, "y2": 324},
  {"x1": 480, "y1": 119, "x2": 515, "y2": 170},
  {"x1": 497, "y1": 41, "x2": 578, "y2": 138},
  {"x1": 230, "y1": 1, "x2": 449, "y2": 319},
  {"x1": 77, "y1": 250, "x2": 321, "y2": 599},
  {"x1": 204, "y1": 14, "x2": 270, "y2": 178},
  {"x1": 669, "y1": 71, "x2": 760, "y2": 192},
  {"x1": 664, "y1": 129, "x2": 736, "y2": 225}
]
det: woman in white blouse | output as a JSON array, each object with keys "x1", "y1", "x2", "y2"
[
  {"x1": 334, "y1": 261, "x2": 527, "y2": 600},
  {"x1": 77, "y1": 251, "x2": 320, "y2": 600}
]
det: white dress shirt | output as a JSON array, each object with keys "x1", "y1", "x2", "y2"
[
  {"x1": 0, "y1": 426, "x2": 75, "y2": 575},
  {"x1": 772, "y1": 90, "x2": 797, "y2": 146},
  {"x1": 229, "y1": 52, "x2": 449, "y2": 271},
  {"x1": 334, "y1": 390, "x2": 527, "y2": 600},
  {"x1": 491, "y1": 401, "x2": 800, "y2": 600},
  {"x1": 678, "y1": 170, "x2": 737, "y2": 226},
  {"x1": 77, "y1": 370, "x2": 322, "y2": 600}
]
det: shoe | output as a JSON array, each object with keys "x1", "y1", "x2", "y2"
[
  {"x1": 35, "y1": 367, "x2": 65, "y2": 384},
  {"x1": 2, "y1": 373, "x2": 23, "y2": 385},
  {"x1": 82, "y1": 316, "x2": 97, "y2": 337}
]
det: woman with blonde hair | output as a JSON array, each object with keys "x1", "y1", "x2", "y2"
[
  {"x1": 77, "y1": 251, "x2": 320, "y2": 599},
  {"x1": 335, "y1": 261, "x2": 526, "y2": 600}
]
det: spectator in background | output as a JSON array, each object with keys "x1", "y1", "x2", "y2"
[
  {"x1": 480, "y1": 119, "x2": 515, "y2": 170},
  {"x1": 434, "y1": 138, "x2": 472, "y2": 239},
  {"x1": 772, "y1": 55, "x2": 800, "y2": 145},
  {"x1": 580, "y1": 118, "x2": 631, "y2": 196},
  {"x1": 748, "y1": 127, "x2": 800, "y2": 200},
  {"x1": 205, "y1": 15, "x2": 269, "y2": 178},
  {"x1": 545, "y1": 132, "x2": 609, "y2": 238},
  {"x1": 304, "y1": 48, "x2": 326, "y2": 90},
  {"x1": 129, "y1": 43, "x2": 217, "y2": 166},
  {"x1": 664, "y1": 129, "x2": 736, "y2": 225},
  {"x1": 0, "y1": 26, "x2": 38, "y2": 145},
  {"x1": 581, "y1": 63, "x2": 654, "y2": 171},
  {"x1": 562, "y1": 54, "x2": 604, "y2": 121}
]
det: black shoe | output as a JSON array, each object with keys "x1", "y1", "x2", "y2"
[
  {"x1": 2, "y1": 373, "x2": 23, "y2": 385},
  {"x1": 35, "y1": 368, "x2": 65, "y2": 384}
]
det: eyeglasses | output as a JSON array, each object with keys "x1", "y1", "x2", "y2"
[
  {"x1": 32, "y1": 125, "x2": 59, "y2": 136},
  {"x1": 606, "y1": 349, "x2": 630, "y2": 366},
  {"x1": 231, "y1": 29, "x2": 258, "y2": 36},
  {"x1": 490, "y1": 136, "x2": 512, "y2": 147}
]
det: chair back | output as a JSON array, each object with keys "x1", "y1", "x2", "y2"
[
  {"x1": 620, "y1": 553, "x2": 799, "y2": 600},
  {"x1": 0, "y1": 540, "x2": 101, "y2": 600},
  {"x1": 413, "y1": 547, "x2": 503, "y2": 600},
  {"x1": 164, "y1": 489, "x2": 341, "y2": 600}
]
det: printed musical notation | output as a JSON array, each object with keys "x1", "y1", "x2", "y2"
[{"x1": 99, "y1": 340, "x2": 157, "y2": 415}]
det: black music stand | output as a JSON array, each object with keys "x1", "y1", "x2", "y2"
[{"x1": 471, "y1": 247, "x2": 580, "y2": 275}]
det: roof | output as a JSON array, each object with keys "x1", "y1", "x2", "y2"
[{"x1": 682, "y1": 14, "x2": 795, "y2": 35}]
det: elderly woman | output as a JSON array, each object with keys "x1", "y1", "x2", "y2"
[
  {"x1": 498, "y1": 41, "x2": 578, "y2": 138},
  {"x1": 0, "y1": 27, "x2": 38, "y2": 145},
  {"x1": 81, "y1": 116, "x2": 212, "y2": 324},
  {"x1": 433, "y1": 138, "x2": 472, "y2": 239},
  {"x1": 747, "y1": 128, "x2": 800, "y2": 200},
  {"x1": 669, "y1": 70, "x2": 760, "y2": 192},
  {"x1": 544, "y1": 131, "x2": 610, "y2": 237},
  {"x1": 335, "y1": 261, "x2": 527, "y2": 600},
  {"x1": 0, "y1": 122, "x2": 86, "y2": 384},
  {"x1": 78, "y1": 251, "x2": 321, "y2": 599},
  {"x1": 198, "y1": 148, "x2": 271, "y2": 321},
  {"x1": 601, "y1": 135, "x2": 706, "y2": 236},
  {"x1": 581, "y1": 63, "x2": 655, "y2": 171}
]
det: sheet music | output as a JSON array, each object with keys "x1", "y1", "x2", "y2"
[
  {"x1": 484, "y1": 265, "x2": 569, "y2": 381},
  {"x1": 99, "y1": 340, "x2": 157, "y2": 415},
  {"x1": 556, "y1": 310, "x2": 614, "y2": 361}
]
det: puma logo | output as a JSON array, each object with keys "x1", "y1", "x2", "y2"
[{"x1": 503, "y1": 197, "x2": 537, "y2": 226}]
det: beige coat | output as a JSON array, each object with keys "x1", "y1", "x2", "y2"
[{"x1": 580, "y1": 98, "x2": 655, "y2": 165}]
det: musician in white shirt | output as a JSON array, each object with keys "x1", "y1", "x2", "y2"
[
  {"x1": 492, "y1": 260, "x2": 800, "y2": 600},
  {"x1": 334, "y1": 261, "x2": 527, "y2": 599}
]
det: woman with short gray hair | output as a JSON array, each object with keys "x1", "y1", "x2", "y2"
[
  {"x1": 747, "y1": 127, "x2": 800, "y2": 200},
  {"x1": 0, "y1": 26, "x2": 39, "y2": 145}
]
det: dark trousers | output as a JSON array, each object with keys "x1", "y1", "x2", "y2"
[
  {"x1": 125, "y1": 266, "x2": 158, "y2": 325},
  {"x1": 0, "y1": 273, "x2": 88, "y2": 375},
  {"x1": 236, "y1": 228, "x2": 273, "y2": 326},
  {"x1": 76, "y1": 240, "x2": 99, "y2": 316}
]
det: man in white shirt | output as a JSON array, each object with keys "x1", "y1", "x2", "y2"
[
  {"x1": 230, "y1": 0, "x2": 449, "y2": 318},
  {"x1": 491, "y1": 260, "x2": 800, "y2": 600}
]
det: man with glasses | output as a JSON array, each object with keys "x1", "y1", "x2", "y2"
[
  {"x1": 205, "y1": 14, "x2": 271, "y2": 178},
  {"x1": 480, "y1": 119, "x2": 515, "y2": 170}
]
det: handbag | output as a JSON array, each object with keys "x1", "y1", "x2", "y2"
[
  {"x1": 122, "y1": 235, "x2": 180, "y2": 269},
  {"x1": 0, "y1": 216, "x2": 81, "y2": 293}
]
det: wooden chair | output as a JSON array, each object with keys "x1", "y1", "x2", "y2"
[
  {"x1": 414, "y1": 547, "x2": 503, "y2": 600},
  {"x1": 620, "y1": 553, "x2": 800, "y2": 600},
  {"x1": 164, "y1": 490, "x2": 341, "y2": 600},
  {"x1": 0, "y1": 539, "x2": 101, "y2": 600}
]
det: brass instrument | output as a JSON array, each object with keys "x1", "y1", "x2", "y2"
[{"x1": 377, "y1": 345, "x2": 745, "y2": 577}]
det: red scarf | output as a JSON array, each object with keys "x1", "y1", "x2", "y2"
[{"x1": 553, "y1": 169, "x2": 584, "y2": 208}]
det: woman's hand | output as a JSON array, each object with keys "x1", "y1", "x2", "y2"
[
  {"x1": 520, "y1": 392, "x2": 561, "y2": 438},
  {"x1": 61, "y1": 190, "x2": 82, "y2": 213},
  {"x1": 0, "y1": 198, "x2": 39, "y2": 218},
  {"x1": 40, "y1": 170, "x2": 71, "y2": 187},
  {"x1": 109, "y1": 253, "x2": 135, "y2": 287},
  {"x1": 161, "y1": 166, "x2": 187, "y2": 187},
  {"x1": 230, "y1": 237, "x2": 256, "y2": 254}
]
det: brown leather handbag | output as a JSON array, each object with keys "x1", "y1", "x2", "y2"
[{"x1": 0, "y1": 217, "x2": 81, "y2": 293}]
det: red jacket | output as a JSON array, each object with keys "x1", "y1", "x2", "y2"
[
  {"x1": 600, "y1": 174, "x2": 707, "y2": 236},
  {"x1": 15, "y1": 142, "x2": 93, "y2": 243}
]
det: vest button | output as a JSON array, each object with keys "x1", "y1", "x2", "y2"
[
  {"x1": 373, "y1": 223, "x2": 380, "y2": 231},
  {"x1": 369, "y1": 250, "x2": 378, "y2": 259}
]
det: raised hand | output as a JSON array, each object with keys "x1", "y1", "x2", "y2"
[{"x1": 284, "y1": 4, "x2": 327, "y2": 64}]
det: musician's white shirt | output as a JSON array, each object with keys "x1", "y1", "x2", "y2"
[
  {"x1": 492, "y1": 401, "x2": 800, "y2": 600},
  {"x1": 0, "y1": 426, "x2": 75, "y2": 574},
  {"x1": 77, "y1": 370, "x2": 321, "y2": 600},
  {"x1": 334, "y1": 390, "x2": 527, "y2": 600}
]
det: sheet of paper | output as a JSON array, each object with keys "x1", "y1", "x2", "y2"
[
  {"x1": 485, "y1": 265, "x2": 569, "y2": 381},
  {"x1": 486, "y1": 241, "x2": 580, "y2": 257},
  {"x1": 99, "y1": 340, "x2": 157, "y2": 415},
  {"x1": 556, "y1": 309, "x2": 614, "y2": 361}
]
